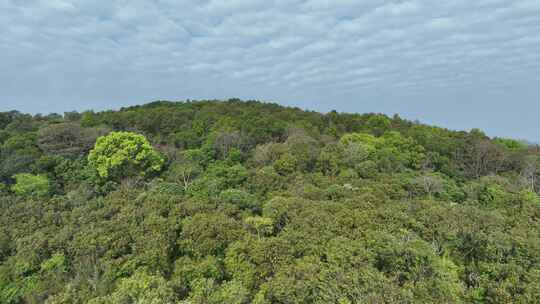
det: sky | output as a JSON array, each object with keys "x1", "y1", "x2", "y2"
[{"x1": 1, "y1": 0, "x2": 539, "y2": 142}]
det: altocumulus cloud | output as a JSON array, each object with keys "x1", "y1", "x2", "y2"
[{"x1": 1, "y1": 0, "x2": 540, "y2": 141}]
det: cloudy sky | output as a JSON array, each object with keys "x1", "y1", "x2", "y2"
[{"x1": 1, "y1": 0, "x2": 539, "y2": 141}]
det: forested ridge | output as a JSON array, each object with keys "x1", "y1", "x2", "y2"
[{"x1": 1, "y1": 99, "x2": 540, "y2": 303}]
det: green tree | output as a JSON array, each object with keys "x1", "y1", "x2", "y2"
[
  {"x1": 365, "y1": 115, "x2": 392, "y2": 136},
  {"x1": 11, "y1": 173, "x2": 50, "y2": 199},
  {"x1": 244, "y1": 216, "x2": 274, "y2": 239},
  {"x1": 88, "y1": 270, "x2": 176, "y2": 304},
  {"x1": 80, "y1": 111, "x2": 100, "y2": 128},
  {"x1": 88, "y1": 132, "x2": 164, "y2": 181},
  {"x1": 0, "y1": 112, "x2": 12, "y2": 129},
  {"x1": 219, "y1": 189, "x2": 259, "y2": 211},
  {"x1": 209, "y1": 280, "x2": 250, "y2": 304},
  {"x1": 273, "y1": 153, "x2": 297, "y2": 175}
]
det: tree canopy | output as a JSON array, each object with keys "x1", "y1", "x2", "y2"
[
  {"x1": 1, "y1": 99, "x2": 540, "y2": 303},
  {"x1": 11, "y1": 173, "x2": 50, "y2": 199},
  {"x1": 88, "y1": 131, "x2": 164, "y2": 181}
]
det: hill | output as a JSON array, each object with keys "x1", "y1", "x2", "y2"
[{"x1": 1, "y1": 99, "x2": 540, "y2": 303}]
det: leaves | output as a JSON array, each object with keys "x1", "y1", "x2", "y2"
[
  {"x1": 1, "y1": 100, "x2": 540, "y2": 303},
  {"x1": 11, "y1": 173, "x2": 50, "y2": 199},
  {"x1": 88, "y1": 132, "x2": 164, "y2": 181}
]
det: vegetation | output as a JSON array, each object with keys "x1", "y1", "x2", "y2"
[
  {"x1": 88, "y1": 131, "x2": 164, "y2": 181},
  {"x1": 1, "y1": 99, "x2": 540, "y2": 303},
  {"x1": 11, "y1": 174, "x2": 50, "y2": 200}
]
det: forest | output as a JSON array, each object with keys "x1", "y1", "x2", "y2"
[{"x1": 1, "y1": 99, "x2": 539, "y2": 303}]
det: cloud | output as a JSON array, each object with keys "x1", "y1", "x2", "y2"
[
  {"x1": 426, "y1": 17, "x2": 459, "y2": 30},
  {"x1": 1, "y1": 0, "x2": 539, "y2": 141}
]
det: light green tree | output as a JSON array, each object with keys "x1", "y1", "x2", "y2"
[
  {"x1": 11, "y1": 173, "x2": 50, "y2": 199},
  {"x1": 88, "y1": 132, "x2": 164, "y2": 181}
]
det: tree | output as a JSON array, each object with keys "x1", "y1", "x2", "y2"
[
  {"x1": 88, "y1": 270, "x2": 176, "y2": 304},
  {"x1": 37, "y1": 123, "x2": 109, "y2": 156},
  {"x1": 244, "y1": 216, "x2": 274, "y2": 239},
  {"x1": 253, "y1": 142, "x2": 287, "y2": 167},
  {"x1": 4, "y1": 114, "x2": 36, "y2": 133},
  {"x1": 219, "y1": 189, "x2": 259, "y2": 211},
  {"x1": 285, "y1": 129, "x2": 320, "y2": 172},
  {"x1": 494, "y1": 137, "x2": 527, "y2": 151},
  {"x1": 365, "y1": 115, "x2": 391, "y2": 136},
  {"x1": 80, "y1": 111, "x2": 100, "y2": 128},
  {"x1": 11, "y1": 173, "x2": 50, "y2": 199},
  {"x1": 208, "y1": 280, "x2": 250, "y2": 304},
  {"x1": 88, "y1": 132, "x2": 164, "y2": 181},
  {"x1": 213, "y1": 130, "x2": 243, "y2": 159},
  {"x1": 63, "y1": 111, "x2": 81, "y2": 122},
  {"x1": 166, "y1": 156, "x2": 202, "y2": 191},
  {"x1": 519, "y1": 155, "x2": 540, "y2": 193},
  {"x1": 0, "y1": 133, "x2": 42, "y2": 181},
  {"x1": 410, "y1": 173, "x2": 445, "y2": 199},
  {"x1": 339, "y1": 131, "x2": 425, "y2": 173},
  {"x1": 462, "y1": 131, "x2": 509, "y2": 178},
  {"x1": 273, "y1": 153, "x2": 297, "y2": 175},
  {"x1": 0, "y1": 113, "x2": 12, "y2": 129},
  {"x1": 180, "y1": 212, "x2": 244, "y2": 257}
]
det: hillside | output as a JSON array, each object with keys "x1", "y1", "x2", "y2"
[{"x1": 1, "y1": 99, "x2": 540, "y2": 303}]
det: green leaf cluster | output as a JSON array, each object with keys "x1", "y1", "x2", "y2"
[{"x1": 88, "y1": 131, "x2": 164, "y2": 181}]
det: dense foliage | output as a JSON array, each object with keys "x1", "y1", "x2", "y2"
[
  {"x1": 1, "y1": 100, "x2": 540, "y2": 303},
  {"x1": 88, "y1": 131, "x2": 164, "y2": 181}
]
